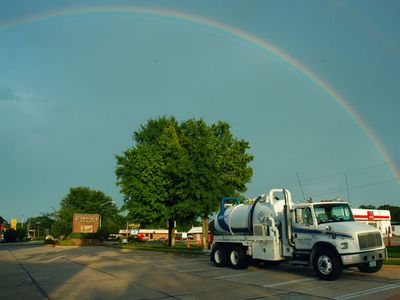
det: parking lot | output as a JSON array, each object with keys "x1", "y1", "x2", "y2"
[{"x1": 1, "y1": 244, "x2": 399, "y2": 299}]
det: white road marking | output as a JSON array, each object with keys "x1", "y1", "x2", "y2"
[
  {"x1": 334, "y1": 283, "x2": 400, "y2": 300},
  {"x1": 157, "y1": 262, "x2": 199, "y2": 268},
  {"x1": 178, "y1": 267, "x2": 217, "y2": 273},
  {"x1": 214, "y1": 271, "x2": 264, "y2": 279},
  {"x1": 45, "y1": 256, "x2": 66, "y2": 263},
  {"x1": 262, "y1": 277, "x2": 315, "y2": 288}
]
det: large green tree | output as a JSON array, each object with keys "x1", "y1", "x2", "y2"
[
  {"x1": 179, "y1": 119, "x2": 253, "y2": 248},
  {"x1": 116, "y1": 117, "x2": 184, "y2": 246},
  {"x1": 116, "y1": 144, "x2": 171, "y2": 226},
  {"x1": 116, "y1": 116, "x2": 253, "y2": 248},
  {"x1": 52, "y1": 187, "x2": 122, "y2": 237}
]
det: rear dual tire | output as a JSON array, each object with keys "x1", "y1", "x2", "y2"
[
  {"x1": 228, "y1": 245, "x2": 249, "y2": 269},
  {"x1": 211, "y1": 244, "x2": 249, "y2": 269},
  {"x1": 211, "y1": 245, "x2": 228, "y2": 267}
]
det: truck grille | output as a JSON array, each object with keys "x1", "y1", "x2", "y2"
[{"x1": 358, "y1": 232, "x2": 383, "y2": 250}]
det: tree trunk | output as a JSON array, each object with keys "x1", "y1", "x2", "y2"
[
  {"x1": 201, "y1": 217, "x2": 209, "y2": 249},
  {"x1": 167, "y1": 219, "x2": 176, "y2": 248}
]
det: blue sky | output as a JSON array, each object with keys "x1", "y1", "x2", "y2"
[{"x1": 1, "y1": 1, "x2": 399, "y2": 222}]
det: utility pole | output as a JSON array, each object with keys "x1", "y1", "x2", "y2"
[
  {"x1": 345, "y1": 171, "x2": 350, "y2": 203},
  {"x1": 296, "y1": 172, "x2": 306, "y2": 201},
  {"x1": 99, "y1": 200, "x2": 115, "y2": 228}
]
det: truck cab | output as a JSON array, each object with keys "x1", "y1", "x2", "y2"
[{"x1": 292, "y1": 200, "x2": 386, "y2": 279}]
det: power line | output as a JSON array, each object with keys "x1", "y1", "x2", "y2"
[
  {"x1": 298, "y1": 159, "x2": 400, "y2": 187},
  {"x1": 290, "y1": 159, "x2": 400, "y2": 199},
  {"x1": 311, "y1": 177, "x2": 399, "y2": 198}
]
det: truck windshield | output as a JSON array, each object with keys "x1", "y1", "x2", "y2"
[{"x1": 314, "y1": 203, "x2": 354, "y2": 224}]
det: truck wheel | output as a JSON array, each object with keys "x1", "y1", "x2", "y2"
[
  {"x1": 228, "y1": 245, "x2": 249, "y2": 269},
  {"x1": 211, "y1": 245, "x2": 228, "y2": 267},
  {"x1": 313, "y1": 248, "x2": 342, "y2": 280},
  {"x1": 357, "y1": 260, "x2": 383, "y2": 273}
]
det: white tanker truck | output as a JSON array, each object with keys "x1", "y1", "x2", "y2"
[{"x1": 210, "y1": 189, "x2": 386, "y2": 280}]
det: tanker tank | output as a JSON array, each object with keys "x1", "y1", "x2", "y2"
[{"x1": 212, "y1": 192, "x2": 286, "y2": 236}]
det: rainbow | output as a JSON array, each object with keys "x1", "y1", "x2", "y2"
[{"x1": 1, "y1": 5, "x2": 399, "y2": 183}]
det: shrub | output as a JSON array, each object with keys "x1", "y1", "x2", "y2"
[
  {"x1": 127, "y1": 236, "x2": 143, "y2": 244},
  {"x1": 4, "y1": 228, "x2": 17, "y2": 242},
  {"x1": 16, "y1": 228, "x2": 27, "y2": 241},
  {"x1": 57, "y1": 239, "x2": 76, "y2": 246},
  {"x1": 67, "y1": 231, "x2": 111, "y2": 240},
  {"x1": 68, "y1": 232, "x2": 97, "y2": 239},
  {"x1": 95, "y1": 228, "x2": 109, "y2": 241}
]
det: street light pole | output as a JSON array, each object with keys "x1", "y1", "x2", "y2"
[{"x1": 99, "y1": 200, "x2": 115, "y2": 228}]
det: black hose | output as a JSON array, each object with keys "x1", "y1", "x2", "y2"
[{"x1": 248, "y1": 195, "x2": 263, "y2": 235}]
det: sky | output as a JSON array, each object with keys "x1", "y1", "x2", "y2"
[{"x1": 1, "y1": 1, "x2": 399, "y2": 222}]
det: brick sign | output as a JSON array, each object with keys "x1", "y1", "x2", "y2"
[{"x1": 72, "y1": 213, "x2": 100, "y2": 233}]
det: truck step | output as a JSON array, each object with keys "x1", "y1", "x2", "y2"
[{"x1": 290, "y1": 260, "x2": 309, "y2": 266}]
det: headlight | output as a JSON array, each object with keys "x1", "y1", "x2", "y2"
[{"x1": 340, "y1": 242, "x2": 348, "y2": 250}]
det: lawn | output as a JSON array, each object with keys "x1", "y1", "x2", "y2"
[
  {"x1": 121, "y1": 240, "x2": 204, "y2": 254},
  {"x1": 387, "y1": 246, "x2": 400, "y2": 258},
  {"x1": 385, "y1": 246, "x2": 400, "y2": 265}
]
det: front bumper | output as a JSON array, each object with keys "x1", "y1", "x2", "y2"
[{"x1": 340, "y1": 249, "x2": 386, "y2": 266}]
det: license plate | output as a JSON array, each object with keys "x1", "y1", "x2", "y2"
[{"x1": 369, "y1": 261, "x2": 377, "y2": 267}]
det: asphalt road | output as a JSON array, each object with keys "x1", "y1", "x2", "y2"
[{"x1": 1, "y1": 244, "x2": 399, "y2": 300}]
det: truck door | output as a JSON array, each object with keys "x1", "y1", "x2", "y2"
[{"x1": 293, "y1": 206, "x2": 315, "y2": 250}]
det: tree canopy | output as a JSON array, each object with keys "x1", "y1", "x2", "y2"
[
  {"x1": 26, "y1": 213, "x2": 55, "y2": 237},
  {"x1": 359, "y1": 205, "x2": 376, "y2": 209},
  {"x1": 378, "y1": 205, "x2": 400, "y2": 223},
  {"x1": 116, "y1": 116, "x2": 253, "y2": 247}
]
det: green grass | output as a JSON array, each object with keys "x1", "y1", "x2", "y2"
[
  {"x1": 387, "y1": 246, "x2": 400, "y2": 258},
  {"x1": 384, "y1": 259, "x2": 400, "y2": 265},
  {"x1": 383, "y1": 246, "x2": 400, "y2": 265},
  {"x1": 117, "y1": 240, "x2": 204, "y2": 254}
]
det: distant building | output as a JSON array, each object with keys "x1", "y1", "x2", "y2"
[
  {"x1": 138, "y1": 229, "x2": 170, "y2": 240},
  {"x1": 352, "y1": 208, "x2": 391, "y2": 237},
  {"x1": 391, "y1": 222, "x2": 400, "y2": 236},
  {"x1": 118, "y1": 228, "x2": 175, "y2": 241},
  {"x1": 187, "y1": 226, "x2": 202, "y2": 242}
]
